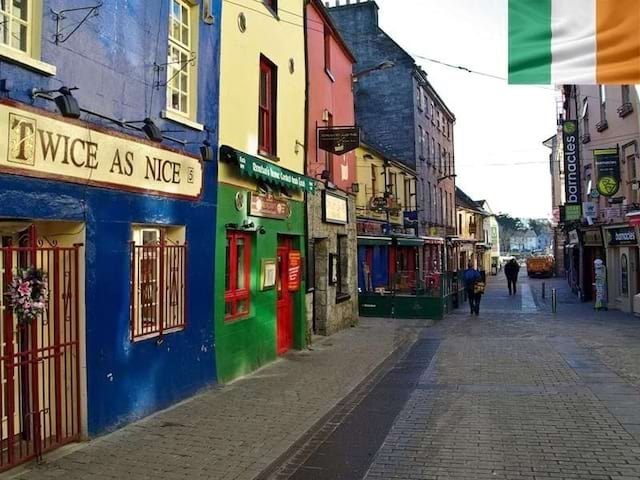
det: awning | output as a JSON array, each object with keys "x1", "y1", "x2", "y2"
[
  {"x1": 220, "y1": 145, "x2": 316, "y2": 193},
  {"x1": 396, "y1": 237, "x2": 424, "y2": 247},
  {"x1": 358, "y1": 236, "x2": 392, "y2": 246}
]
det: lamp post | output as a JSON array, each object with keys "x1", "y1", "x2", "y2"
[{"x1": 352, "y1": 60, "x2": 395, "y2": 83}]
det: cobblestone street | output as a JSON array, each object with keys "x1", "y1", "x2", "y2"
[{"x1": 11, "y1": 273, "x2": 640, "y2": 480}]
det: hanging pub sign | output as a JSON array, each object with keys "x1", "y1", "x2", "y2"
[
  {"x1": 248, "y1": 192, "x2": 291, "y2": 219},
  {"x1": 595, "y1": 147, "x2": 621, "y2": 197},
  {"x1": 606, "y1": 227, "x2": 637, "y2": 246},
  {"x1": 288, "y1": 250, "x2": 302, "y2": 291},
  {"x1": 0, "y1": 100, "x2": 203, "y2": 199},
  {"x1": 317, "y1": 126, "x2": 360, "y2": 155},
  {"x1": 562, "y1": 120, "x2": 581, "y2": 205}
]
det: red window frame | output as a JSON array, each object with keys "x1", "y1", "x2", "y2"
[
  {"x1": 259, "y1": 56, "x2": 277, "y2": 155},
  {"x1": 225, "y1": 231, "x2": 252, "y2": 321}
]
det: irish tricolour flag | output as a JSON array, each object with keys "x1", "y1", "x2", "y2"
[{"x1": 509, "y1": 0, "x2": 640, "y2": 84}]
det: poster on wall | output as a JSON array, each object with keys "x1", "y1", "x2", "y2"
[
  {"x1": 288, "y1": 251, "x2": 302, "y2": 291},
  {"x1": 595, "y1": 147, "x2": 621, "y2": 197}
]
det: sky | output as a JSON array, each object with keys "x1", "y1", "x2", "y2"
[{"x1": 348, "y1": 0, "x2": 558, "y2": 219}]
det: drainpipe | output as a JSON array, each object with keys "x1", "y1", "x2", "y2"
[{"x1": 303, "y1": 1, "x2": 314, "y2": 343}]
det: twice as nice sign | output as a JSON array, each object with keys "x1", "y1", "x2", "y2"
[{"x1": 0, "y1": 101, "x2": 203, "y2": 199}]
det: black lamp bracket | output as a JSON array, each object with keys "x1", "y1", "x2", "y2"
[
  {"x1": 153, "y1": 53, "x2": 197, "y2": 89},
  {"x1": 51, "y1": 3, "x2": 103, "y2": 45}
]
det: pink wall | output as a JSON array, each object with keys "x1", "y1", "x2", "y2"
[{"x1": 306, "y1": 2, "x2": 356, "y2": 192}]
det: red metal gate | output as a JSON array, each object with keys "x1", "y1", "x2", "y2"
[{"x1": 0, "y1": 243, "x2": 82, "y2": 470}]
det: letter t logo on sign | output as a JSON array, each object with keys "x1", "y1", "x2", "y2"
[{"x1": 8, "y1": 113, "x2": 37, "y2": 166}]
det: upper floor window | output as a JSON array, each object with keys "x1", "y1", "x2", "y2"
[
  {"x1": 418, "y1": 125, "x2": 424, "y2": 158},
  {"x1": 167, "y1": 0, "x2": 198, "y2": 120},
  {"x1": 622, "y1": 85, "x2": 631, "y2": 105},
  {"x1": 371, "y1": 165, "x2": 378, "y2": 195},
  {"x1": 416, "y1": 87, "x2": 423, "y2": 111},
  {"x1": 259, "y1": 55, "x2": 277, "y2": 156},
  {"x1": 424, "y1": 94, "x2": 429, "y2": 117},
  {"x1": 599, "y1": 84, "x2": 606, "y2": 121},
  {"x1": 324, "y1": 25, "x2": 332, "y2": 74}
]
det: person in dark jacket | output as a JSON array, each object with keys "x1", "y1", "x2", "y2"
[
  {"x1": 505, "y1": 258, "x2": 520, "y2": 295},
  {"x1": 463, "y1": 260, "x2": 482, "y2": 315}
]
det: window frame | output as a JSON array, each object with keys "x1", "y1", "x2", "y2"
[
  {"x1": 323, "y1": 25, "x2": 333, "y2": 78},
  {"x1": 258, "y1": 55, "x2": 277, "y2": 157},
  {"x1": 224, "y1": 231, "x2": 252, "y2": 322},
  {"x1": 336, "y1": 234, "x2": 350, "y2": 301}
]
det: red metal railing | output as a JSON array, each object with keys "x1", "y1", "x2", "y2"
[
  {"x1": 130, "y1": 242, "x2": 186, "y2": 341},
  {"x1": 0, "y1": 244, "x2": 82, "y2": 471}
]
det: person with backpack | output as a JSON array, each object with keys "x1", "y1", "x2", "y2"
[
  {"x1": 504, "y1": 258, "x2": 520, "y2": 295},
  {"x1": 463, "y1": 260, "x2": 484, "y2": 315}
]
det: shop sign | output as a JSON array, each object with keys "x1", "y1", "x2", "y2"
[
  {"x1": 248, "y1": 192, "x2": 291, "y2": 219},
  {"x1": 288, "y1": 251, "x2": 302, "y2": 291},
  {"x1": 595, "y1": 147, "x2": 621, "y2": 197},
  {"x1": 322, "y1": 191, "x2": 348, "y2": 224},
  {"x1": 604, "y1": 205, "x2": 623, "y2": 221},
  {"x1": 357, "y1": 221, "x2": 384, "y2": 235},
  {"x1": 568, "y1": 229, "x2": 580, "y2": 245},
  {"x1": 562, "y1": 120, "x2": 581, "y2": 204},
  {"x1": 582, "y1": 228, "x2": 603, "y2": 246},
  {"x1": 562, "y1": 204, "x2": 582, "y2": 221},
  {"x1": 0, "y1": 101, "x2": 203, "y2": 199},
  {"x1": 317, "y1": 126, "x2": 360, "y2": 155},
  {"x1": 369, "y1": 196, "x2": 388, "y2": 211},
  {"x1": 582, "y1": 202, "x2": 598, "y2": 220},
  {"x1": 606, "y1": 227, "x2": 637, "y2": 246}
]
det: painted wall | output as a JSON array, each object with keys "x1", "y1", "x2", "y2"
[
  {"x1": 214, "y1": 183, "x2": 306, "y2": 382},
  {"x1": 218, "y1": 0, "x2": 306, "y2": 183},
  {"x1": 0, "y1": 0, "x2": 221, "y2": 435},
  {"x1": 306, "y1": 1, "x2": 356, "y2": 191}
]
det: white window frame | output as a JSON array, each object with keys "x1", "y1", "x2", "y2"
[{"x1": 0, "y1": 0, "x2": 55, "y2": 75}]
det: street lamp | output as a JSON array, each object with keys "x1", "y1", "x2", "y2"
[{"x1": 352, "y1": 60, "x2": 395, "y2": 83}]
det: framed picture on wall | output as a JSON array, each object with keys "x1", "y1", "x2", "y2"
[
  {"x1": 329, "y1": 253, "x2": 338, "y2": 285},
  {"x1": 261, "y1": 259, "x2": 277, "y2": 290}
]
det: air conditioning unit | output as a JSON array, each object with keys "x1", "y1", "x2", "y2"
[{"x1": 633, "y1": 293, "x2": 640, "y2": 317}]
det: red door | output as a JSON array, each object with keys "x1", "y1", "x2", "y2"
[{"x1": 277, "y1": 237, "x2": 293, "y2": 355}]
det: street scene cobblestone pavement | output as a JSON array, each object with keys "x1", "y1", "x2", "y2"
[{"x1": 11, "y1": 272, "x2": 640, "y2": 480}]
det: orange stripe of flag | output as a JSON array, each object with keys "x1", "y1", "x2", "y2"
[{"x1": 596, "y1": 0, "x2": 640, "y2": 84}]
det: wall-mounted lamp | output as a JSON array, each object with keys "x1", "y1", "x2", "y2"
[
  {"x1": 200, "y1": 139, "x2": 214, "y2": 162},
  {"x1": 437, "y1": 174, "x2": 457, "y2": 184},
  {"x1": 352, "y1": 60, "x2": 396, "y2": 83},
  {"x1": 125, "y1": 118, "x2": 163, "y2": 142},
  {"x1": 32, "y1": 86, "x2": 81, "y2": 118},
  {"x1": 349, "y1": 182, "x2": 360, "y2": 193},
  {"x1": 225, "y1": 223, "x2": 238, "y2": 230},
  {"x1": 320, "y1": 170, "x2": 331, "y2": 180}
]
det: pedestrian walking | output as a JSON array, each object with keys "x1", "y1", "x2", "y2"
[
  {"x1": 505, "y1": 258, "x2": 520, "y2": 295},
  {"x1": 463, "y1": 260, "x2": 484, "y2": 315}
]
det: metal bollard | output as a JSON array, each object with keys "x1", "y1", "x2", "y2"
[
  {"x1": 551, "y1": 288, "x2": 557, "y2": 314},
  {"x1": 542, "y1": 282, "x2": 546, "y2": 299}
]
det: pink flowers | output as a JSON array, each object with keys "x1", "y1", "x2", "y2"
[{"x1": 5, "y1": 267, "x2": 48, "y2": 325}]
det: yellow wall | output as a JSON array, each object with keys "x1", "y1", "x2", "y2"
[
  {"x1": 355, "y1": 146, "x2": 416, "y2": 227},
  {"x1": 218, "y1": 0, "x2": 306, "y2": 190}
]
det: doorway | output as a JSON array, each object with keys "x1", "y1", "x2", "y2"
[{"x1": 276, "y1": 237, "x2": 293, "y2": 355}]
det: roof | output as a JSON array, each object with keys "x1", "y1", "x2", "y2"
[
  {"x1": 456, "y1": 187, "x2": 487, "y2": 214},
  {"x1": 309, "y1": 0, "x2": 357, "y2": 64},
  {"x1": 360, "y1": 141, "x2": 417, "y2": 177}
]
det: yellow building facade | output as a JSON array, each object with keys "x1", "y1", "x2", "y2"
[{"x1": 216, "y1": 0, "x2": 313, "y2": 382}]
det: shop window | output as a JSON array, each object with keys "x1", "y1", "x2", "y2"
[
  {"x1": 259, "y1": 55, "x2": 277, "y2": 156},
  {"x1": 130, "y1": 225, "x2": 187, "y2": 341},
  {"x1": 336, "y1": 235, "x2": 349, "y2": 300},
  {"x1": 621, "y1": 253, "x2": 629, "y2": 297},
  {"x1": 225, "y1": 231, "x2": 252, "y2": 321},
  {"x1": 166, "y1": 0, "x2": 199, "y2": 122}
]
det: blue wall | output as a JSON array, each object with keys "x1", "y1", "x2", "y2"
[{"x1": 0, "y1": 0, "x2": 221, "y2": 435}]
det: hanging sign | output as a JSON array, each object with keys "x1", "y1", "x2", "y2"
[
  {"x1": 595, "y1": 147, "x2": 621, "y2": 197},
  {"x1": 288, "y1": 250, "x2": 302, "y2": 291},
  {"x1": 582, "y1": 201, "x2": 598, "y2": 220},
  {"x1": 0, "y1": 100, "x2": 203, "y2": 200},
  {"x1": 249, "y1": 192, "x2": 291, "y2": 220},
  {"x1": 318, "y1": 127, "x2": 360, "y2": 155},
  {"x1": 562, "y1": 204, "x2": 582, "y2": 221},
  {"x1": 562, "y1": 120, "x2": 581, "y2": 204}
]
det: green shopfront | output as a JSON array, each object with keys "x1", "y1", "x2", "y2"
[{"x1": 216, "y1": 147, "x2": 316, "y2": 382}]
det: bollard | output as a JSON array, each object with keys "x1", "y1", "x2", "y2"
[
  {"x1": 542, "y1": 282, "x2": 546, "y2": 299},
  {"x1": 551, "y1": 288, "x2": 557, "y2": 314}
]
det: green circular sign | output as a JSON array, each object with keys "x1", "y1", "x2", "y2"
[
  {"x1": 563, "y1": 122, "x2": 577, "y2": 134},
  {"x1": 597, "y1": 176, "x2": 620, "y2": 196}
]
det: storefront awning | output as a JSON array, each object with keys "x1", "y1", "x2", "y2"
[
  {"x1": 396, "y1": 237, "x2": 424, "y2": 247},
  {"x1": 358, "y1": 236, "x2": 392, "y2": 246},
  {"x1": 220, "y1": 145, "x2": 316, "y2": 193}
]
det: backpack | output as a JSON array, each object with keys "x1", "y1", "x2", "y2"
[{"x1": 474, "y1": 281, "x2": 485, "y2": 294}]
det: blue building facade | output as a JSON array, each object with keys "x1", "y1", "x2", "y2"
[{"x1": 0, "y1": 0, "x2": 221, "y2": 459}]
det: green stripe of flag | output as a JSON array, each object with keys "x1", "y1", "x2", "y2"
[{"x1": 508, "y1": 0, "x2": 552, "y2": 84}]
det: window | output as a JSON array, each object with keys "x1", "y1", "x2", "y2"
[
  {"x1": 390, "y1": 172, "x2": 397, "y2": 200},
  {"x1": 325, "y1": 111, "x2": 333, "y2": 174},
  {"x1": 437, "y1": 143, "x2": 442, "y2": 171},
  {"x1": 622, "y1": 85, "x2": 631, "y2": 105},
  {"x1": 130, "y1": 225, "x2": 187, "y2": 341},
  {"x1": 259, "y1": 56, "x2": 277, "y2": 155},
  {"x1": 582, "y1": 97, "x2": 590, "y2": 137},
  {"x1": 418, "y1": 125, "x2": 424, "y2": 158},
  {"x1": 430, "y1": 101, "x2": 435, "y2": 123},
  {"x1": 225, "y1": 231, "x2": 252, "y2": 321},
  {"x1": 427, "y1": 181, "x2": 432, "y2": 221},
  {"x1": 426, "y1": 132, "x2": 431, "y2": 160},
  {"x1": 416, "y1": 86, "x2": 423, "y2": 111},
  {"x1": 337, "y1": 235, "x2": 349, "y2": 299},
  {"x1": 424, "y1": 94, "x2": 429, "y2": 117},
  {"x1": 458, "y1": 213, "x2": 463, "y2": 235},
  {"x1": 167, "y1": 0, "x2": 198, "y2": 119},
  {"x1": 371, "y1": 165, "x2": 377, "y2": 195},
  {"x1": 431, "y1": 138, "x2": 436, "y2": 167},
  {"x1": 324, "y1": 25, "x2": 331, "y2": 74},
  {"x1": 404, "y1": 177, "x2": 411, "y2": 209},
  {"x1": 599, "y1": 84, "x2": 606, "y2": 121}
]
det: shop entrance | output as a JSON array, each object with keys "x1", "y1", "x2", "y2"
[
  {"x1": 276, "y1": 237, "x2": 293, "y2": 355},
  {"x1": 0, "y1": 226, "x2": 82, "y2": 471}
]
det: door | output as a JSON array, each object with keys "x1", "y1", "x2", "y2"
[{"x1": 276, "y1": 237, "x2": 293, "y2": 355}]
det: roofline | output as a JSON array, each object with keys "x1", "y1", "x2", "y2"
[
  {"x1": 360, "y1": 141, "x2": 417, "y2": 176},
  {"x1": 308, "y1": 0, "x2": 357, "y2": 64},
  {"x1": 414, "y1": 68, "x2": 456, "y2": 121}
]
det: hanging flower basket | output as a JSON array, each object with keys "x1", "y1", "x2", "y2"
[{"x1": 5, "y1": 267, "x2": 49, "y2": 325}]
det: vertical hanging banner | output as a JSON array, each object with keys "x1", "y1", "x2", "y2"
[
  {"x1": 562, "y1": 120, "x2": 581, "y2": 206},
  {"x1": 595, "y1": 147, "x2": 620, "y2": 197}
]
